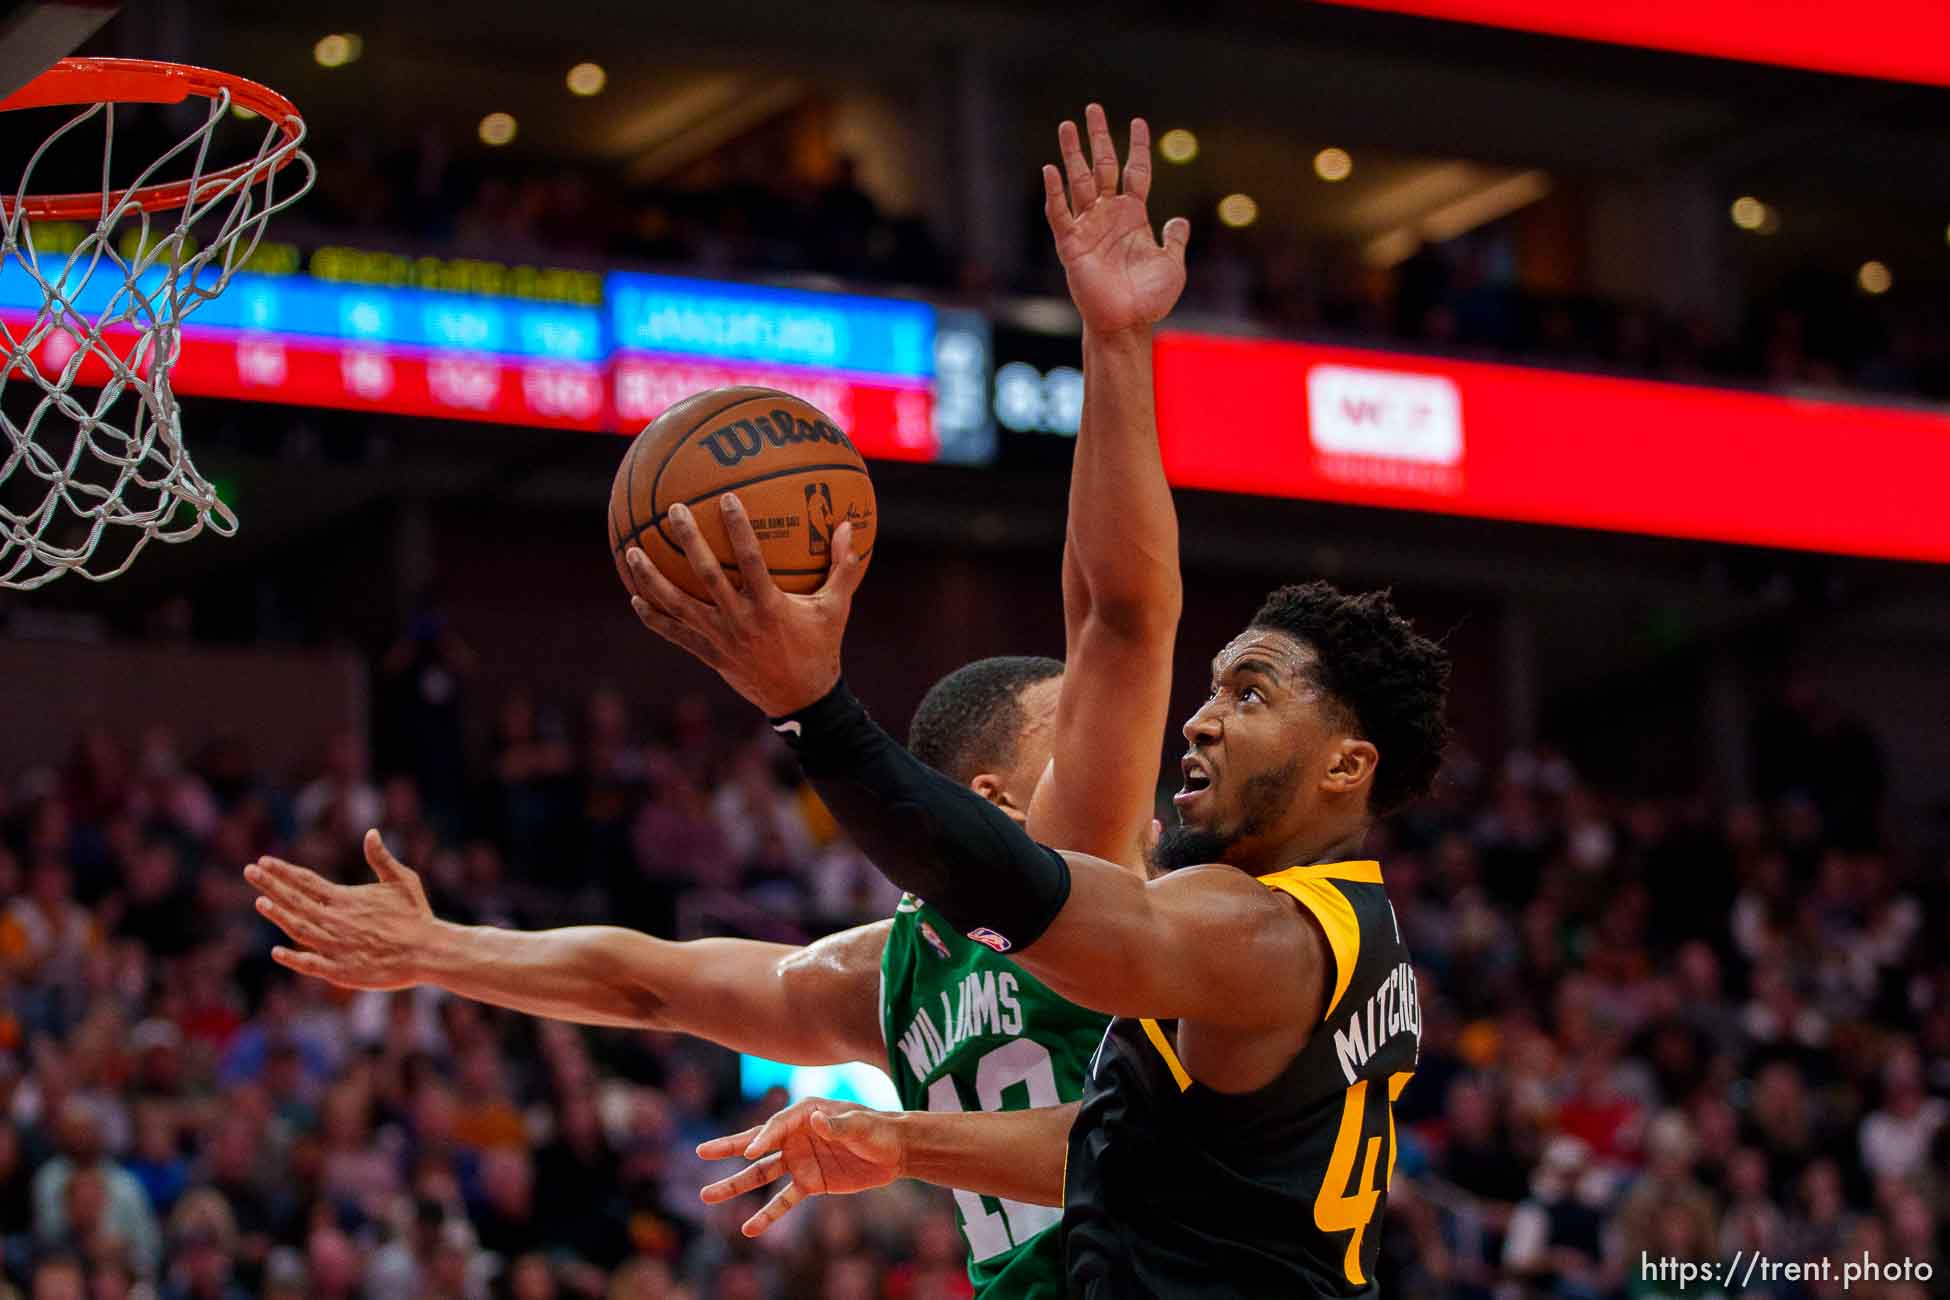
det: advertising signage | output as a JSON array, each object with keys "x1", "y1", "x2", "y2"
[{"x1": 1153, "y1": 331, "x2": 1950, "y2": 564}]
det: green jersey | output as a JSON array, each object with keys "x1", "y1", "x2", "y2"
[{"x1": 880, "y1": 893, "x2": 1111, "y2": 1298}]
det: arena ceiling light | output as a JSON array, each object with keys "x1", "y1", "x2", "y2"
[
  {"x1": 1858, "y1": 260, "x2": 1892, "y2": 294},
  {"x1": 1314, "y1": 148, "x2": 1353, "y2": 182},
  {"x1": 313, "y1": 33, "x2": 361, "y2": 68},
  {"x1": 1159, "y1": 129, "x2": 1198, "y2": 164},
  {"x1": 1218, "y1": 193, "x2": 1259, "y2": 227},
  {"x1": 566, "y1": 62, "x2": 606, "y2": 96},
  {"x1": 478, "y1": 112, "x2": 517, "y2": 146}
]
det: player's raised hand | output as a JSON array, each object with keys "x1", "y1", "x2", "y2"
[
  {"x1": 243, "y1": 830, "x2": 434, "y2": 990},
  {"x1": 697, "y1": 1097, "x2": 905, "y2": 1237},
  {"x1": 627, "y1": 492, "x2": 867, "y2": 717},
  {"x1": 1045, "y1": 103, "x2": 1191, "y2": 336}
]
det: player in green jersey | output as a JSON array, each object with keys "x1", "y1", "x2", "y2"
[{"x1": 245, "y1": 105, "x2": 1191, "y2": 1297}]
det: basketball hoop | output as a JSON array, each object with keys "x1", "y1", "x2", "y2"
[{"x1": 0, "y1": 57, "x2": 313, "y2": 589}]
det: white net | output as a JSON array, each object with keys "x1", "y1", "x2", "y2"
[{"x1": 1, "y1": 77, "x2": 313, "y2": 589}]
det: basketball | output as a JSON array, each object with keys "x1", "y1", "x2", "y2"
[{"x1": 607, "y1": 387, "x2": 876, "y2": 604}]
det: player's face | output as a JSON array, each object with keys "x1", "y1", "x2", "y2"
[{"x1": 1157, "y1": 629, "x2": 1342, "y2": 870}]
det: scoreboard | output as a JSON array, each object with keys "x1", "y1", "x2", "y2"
[{"x1": 0, "y1": 253, "x2": 987, "y2": 462}]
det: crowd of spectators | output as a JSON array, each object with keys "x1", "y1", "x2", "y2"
[{"x1": 0, "y1": 668, "x2": 1944, "y2": 1299}]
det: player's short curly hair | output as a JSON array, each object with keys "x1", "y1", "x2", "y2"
[
  {"x1": 908, "y1": 656, "x2": 1063, "y2": 784},
  {"x1": 1249, "y1": 581, "x2": 1451, "y2": 815}
]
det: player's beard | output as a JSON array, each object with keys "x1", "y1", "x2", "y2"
[{"x1": 1150, "y1": 754, "x2": 1307, "y2": 874}]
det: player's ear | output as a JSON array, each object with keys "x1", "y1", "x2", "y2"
[
  {"x1": 1322, "y1": 738, "x2": 1378, "y2": 796},
  {"x1": 969, "y1": 773, "x2": 1029, "y2": 823}
]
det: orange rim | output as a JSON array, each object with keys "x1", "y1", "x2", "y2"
[{"x1": 0, "y1": 57, "x2": 305, "y2": 221}]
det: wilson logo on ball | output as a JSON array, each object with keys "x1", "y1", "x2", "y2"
[{"x1": 698, "y1": 408, "x2": 857, "y2": 468}]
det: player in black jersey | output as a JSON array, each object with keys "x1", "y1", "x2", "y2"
[{"x1": 629, "y1": 474, "x2": 1451, "y2": 1297}]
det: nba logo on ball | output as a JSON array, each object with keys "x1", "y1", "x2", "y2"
[
  {"x1": 805, "y1": 482, "x2": 835, "y2": 556},
  {"x1": 966, "y1": 927, "x2": 1013, "y2": 952}
]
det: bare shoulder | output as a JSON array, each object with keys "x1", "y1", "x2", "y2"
[
  {"x1": 1110, "y1": 857, "x2": 1322, "y2": 966},
  {"x1": 1145, "y1": 861, "x2": 1303, "y2": 911}
]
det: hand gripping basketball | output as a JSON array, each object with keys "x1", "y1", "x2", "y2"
[{"x1": 627, "y1": 492, "x2": 868, "y2": 717}]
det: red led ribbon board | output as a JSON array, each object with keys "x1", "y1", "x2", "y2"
[
  {"x1": 1311, "y1": 0, "x2": 1950, "y2": 86},
  {"x1": 1153, "y1": 331, "x2": 1950, "y2": 563},
  {"x1": 166, "y1": 334, "x2": 611, "y2": 430},
  {"x1": 612, "y1": 355, "x2": 938, "y2": 463}
]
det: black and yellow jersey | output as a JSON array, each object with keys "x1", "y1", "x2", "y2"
[{"x1": 1061, "y1": 860, "x2": 1420, "y2": 1298}]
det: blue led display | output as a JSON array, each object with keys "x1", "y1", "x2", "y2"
[
  {"x1": 608, "y1": 272, "x2": 933, "y2": 377},
  {"x1": 0, "y1": 262, "x2": 605, "y2": 363}
]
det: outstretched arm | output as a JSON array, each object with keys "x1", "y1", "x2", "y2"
[
  {"x1": 626, "y1": 516, "x2": 1317, "y2": 1031},
  {"x1": 695, "y1": 1097, "x2": 1078, "y2": 1237},
  {"x1": 246, "y1": 831, "x2": 886, "y2": 1067},
  {"x1": 1034, "y1": 105, "x2": 1189, "y2": 868}
]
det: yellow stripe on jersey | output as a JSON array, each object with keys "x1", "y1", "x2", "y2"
[
  {"x1": 1138, "y1": 1018, "x2": 1193, "y2": 1091},
  {"x1": 1291, "y1": 859, "x2": 1382, "y2": 884},
  {"x1": 1257, "y1": 862, "x2": 1371, "y2": 1023}
]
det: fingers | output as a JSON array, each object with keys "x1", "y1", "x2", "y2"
[
  {"x1": 246, "y1": 863, "x2": 335, "y2": 922},
  {"x1": 1123, "y1": 116, "x2": 1153, "y2": 202},
  {"x1": 817, "y1": 521, "x2": 869, "y2": 601},
  {"x1": 1041, "y1": 164, "x2": 1073, "y2": 237},
  {"x1": 699, "y1": 1151, "x2": 785, "y2": 1205},
  {"x1": 1085, "y1": 103, "x2": 1119, "y2": 200},
  {"x1": 630, "y1": 596, "x2": 726, "y2": 668},
  {"x1": 812, "y1": 1108, "x2": 882, "y2": 1162},
  {"x1": 625, "y1": 545, "x2": 715, "y2": 626},
  {"x1": 624, "y1": 541, "x2": 727, "y2": 666},
  {"x1": 270, "y1": 946, "x2": 362, "y2": 987},
  {"x1": 662, "y1": 502, "x2": 742, "y2": 608},
  {"x1": 742, "y1": 1177, "x2": 809, "y2": 1237},
  {"x1": 1162, "y1": 217, "x2": 1191, "y2": 266},
  {"x1": 697, "y1": 1125, "x2": 766, "y2": 1162},
  {"x1": 1057, "y1": 118, "x2": 1097, "y2": 211},
  {"x1": 739, "y1": 1104, "x2": 799, "y2": 1159},
  {"x1": 247, "y1": 857, "x2": 334, "y2": 906},
  {"x1": 362, "y1": 830, "x2": 413, "y2": 885},
  {"x1": 254, "y1": 894, "x2": 337, "y2": 953},
  {"x1": 717, "y1": 495, "x2": 780, "y2": 606}
]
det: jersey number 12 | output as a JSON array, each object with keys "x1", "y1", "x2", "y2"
[{"x1": 927, "y1": 1039, "x2": 1064, "y2": 1262}]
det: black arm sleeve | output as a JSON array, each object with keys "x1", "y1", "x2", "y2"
[{"x1": 770, "y1": 681, "x2": 1071, "y2": 952}]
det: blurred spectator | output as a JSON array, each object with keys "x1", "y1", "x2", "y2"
[
  {"x1": 31, "y1": 1102, "x2": 160, "y2": 1277},
  {"x1": 490, "y1": 692, "x2": 574, "y2": 883},
  {"x1": 1857, "y1": 1041, "x2": 1946, "y2": 1182},
  {"x1": 291, "y1": 734, "x2": 381, "y2": 845},
  {"x1": 1502, "y1": 1135, "x2": 1606, "y2": 1298}
]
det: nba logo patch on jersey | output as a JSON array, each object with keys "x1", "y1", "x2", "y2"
[
  {"x1": 919, "y1": 921, "x2": 952, "y2": 960},
  {"x1": 966, "y1": 927, "x2": 1012, "y2": 952}
]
